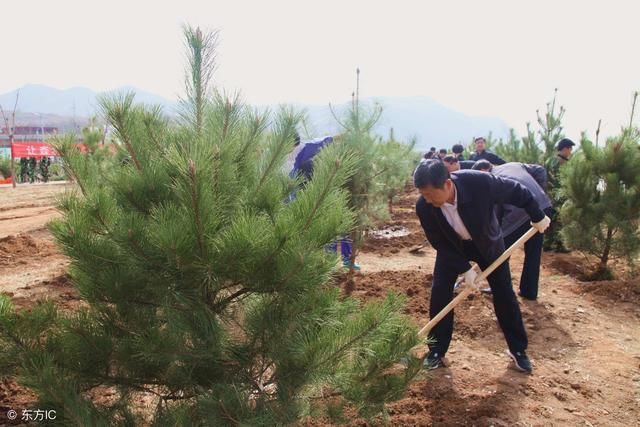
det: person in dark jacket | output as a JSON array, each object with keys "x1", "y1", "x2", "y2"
[
  {"x1": 414, "y1": 159, "x2": 550, "y2": 373},
  {"x1": 473, "y1": 160, "x2": 552, "y2": 300},
  {"x1": 443, "y1": 155, "x2": 475, "y2": 172},
  {"x1": 442, "y1": 155, "x2": 460, "y2": 173},
  {"x1": 452, "y1": 143, "x2": 465, "y2": 160},
  {"x1": 469, "y1": 137, "x2": 506, "y2": 165},
  {"x1": 544, "y1": 137, "x2": 576, "y2": 252}
]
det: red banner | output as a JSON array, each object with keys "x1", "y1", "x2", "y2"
[
  {"x1": 11, "y1": 141, "x2": 58, "y2": 158},
  {"x1": 10, "y1": 141, "x2": 111, "y2": 158}
]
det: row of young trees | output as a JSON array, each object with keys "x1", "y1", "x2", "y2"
[{"x1": 0, "y1": 26, "x2": 421, "y2": 425}]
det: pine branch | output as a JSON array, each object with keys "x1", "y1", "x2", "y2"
[
  {"x1": 302, "y1": 160, "x2": 341, "y2": 231},
  {"x1": 183, "y1": 26, "x2": 218, "y2": 135},
  {"x1": 218, "y1": 399, "x2": 241, "y2": 425},
  {"x1": 101, "y1": 92, "x2": 142, "y2": 171},
  {"x1": 329, "y1": 103, "x2": 348, "y2": 129},
  {"x1": 261, "y1": 156, "x2": 343, "y2": 269},
  {"x1": 213, "y1": 288, "x2": 250, "y2": 311},
  {"x1": 237, "y1": 112, "x2": 268, "y2": 162},
  {"x1": 187, "y1": 159, "x2": 206, "y2": 258},
  {"x1": 257, "y1": 131, "x2": 294, "y2": 189}
]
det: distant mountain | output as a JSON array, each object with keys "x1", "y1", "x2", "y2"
[
  {"x1": 298, "y1": 96, "x2": 511, "y2": 152},
  {"x1": 0, "y1": 86, "x2": 510, "y2": 150},
  {"x1": 0, "y1": 84, "x2": 177, "y2": 118}
]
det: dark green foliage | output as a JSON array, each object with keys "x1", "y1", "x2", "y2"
[
  {"x1": 19, "y1": 157, "x2": 29, "y2": 182},
  {"x1": 39, "y1": 157, "x2": 51, "y2": 182},
  {"x1": 0, "y1": 26, "x2": 419, "y2": 425},
  {"x1": 0, "y1": 158, "x2": 10, "y2": 178},
  {"x1": 560, "y1": 131, "x2": 640, "y2": 278}
]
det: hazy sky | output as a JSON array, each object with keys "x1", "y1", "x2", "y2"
[{"x1": 2, "y1": 0, "x2": 639, "y2": 141}]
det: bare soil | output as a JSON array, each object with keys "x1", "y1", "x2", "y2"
[{"x1": 0, "y1": 183, "x2": 639, "y2": 426}]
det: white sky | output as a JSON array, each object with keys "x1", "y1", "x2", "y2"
[{"x1": 2, "y1": 0, "x2": 639, "y2": 141}]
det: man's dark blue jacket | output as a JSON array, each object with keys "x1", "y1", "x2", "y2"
[
  {"x1": 469, "y1": 150, "x2": 506, "y2": 165},
  {"x1": 416, "y1": 170, "x2": 545, "y2": 274}
]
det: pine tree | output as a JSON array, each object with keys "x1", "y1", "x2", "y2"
[
  {"x1": 538, "y1": 89, "x2": 565, "y2": 165},
  {"x1": 560, "y1": 129, "x2": 640, "y2": 279},
  {"x1": 377, "y1": 130, "x2": 419, "y2": 214},
  {"x1": 331, "y1": 69, "x2": 400, "y2": 271},
  {"x1": 494, "y1": 127, "x2": 542, "y2": 164},
  {"x1": 0, "y1": 27, "x2": 420, "y2": 425},
  {"x1": 492, "y1": 91, "x2": 564, "y2": 166}
]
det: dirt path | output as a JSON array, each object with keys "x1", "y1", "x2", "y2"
[
  {"x1": 0, "y1": 184, "x2": 639, "y2": 426},
  {"x1": 348, "y1": 246, "x2": 640, "y2": 426}
]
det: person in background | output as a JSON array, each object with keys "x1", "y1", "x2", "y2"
[
  {"x1": 444, "y1": 155, "x2": 475, "y2": 171},
  {"x1": 452, "y1": 143, "x2": 465, "y2": 160},
  {"x1": 414, "y1": 159, "x2": 550, "y2": 373},
  {"x1": 469, "y1": 137, "x2": 506, "y2": 165},
  {"x1": 472, "y1": 160, "x2": 552, "y2": 300},
  {"x1": 288, "y1": 134, "x2": 359, "y2": 271},
  {"x1": 285, "y1": 132, "x2": 303, "y2": 176},
  {"x1": 442, "y1": 155, "x2": 460, "y2": 173},
  {"x1": 544, "y1": 137, "x2": 576, "y2": 252},
  {"x1": 438, "y1": 148, "x2": 448, "y2": 160}
]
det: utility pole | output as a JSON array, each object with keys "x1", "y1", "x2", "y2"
[{"x1": 0, "y1": 90, "x2": 20, "y2": 188}]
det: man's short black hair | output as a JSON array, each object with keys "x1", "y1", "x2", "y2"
[
  {"x1": 474, "y1": 136, "x2": 486, "y2": 143},
  {"x1": 471, "y1": 159, "x2": 492, "y2": 172},
  {"x1": 413, "y1": 159, "x2": 450, "y2": 189},
  {"x1": 443, "y1": 155, "x2": 458, "y2": 163},
  {"x1": 556, "y1": 138, "x2": 575, "y2": 151},
  {"x1": 452, "y1": 143, "x2": 464, "y2": 154},
  {"x1": 430, "y1": 147, "x2": 437, "y2": 152}
]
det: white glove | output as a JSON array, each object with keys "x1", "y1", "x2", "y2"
[
  {"x1": 531, "y1": 215, "x2": 551, "y2": 234},
  {"x1": 462, "y1": 268, "x2": 478, "y2": 287}
]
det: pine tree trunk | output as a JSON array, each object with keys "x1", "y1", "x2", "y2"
[{"x1": 599, "y1": 226, "x2": 613, "y2": 272}]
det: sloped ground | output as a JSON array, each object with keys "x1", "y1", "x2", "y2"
[{"x1": 0, "y1": 183, "x2": 639, "y2": 426}]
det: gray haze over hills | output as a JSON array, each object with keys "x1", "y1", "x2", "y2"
[{"x1": 0, "y1": 85, "x2": 510, "y2": 150}]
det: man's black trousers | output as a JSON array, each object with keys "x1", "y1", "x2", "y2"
[
  {"x1": 504, "y1": 222, "x2": 544, "y2": 300},
  {"x1": 428, "y1": 240, "x2": 528, "y2": 356}
]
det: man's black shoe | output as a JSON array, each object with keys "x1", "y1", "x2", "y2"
[
  {"x1": 508, "y1": 350, "x2": 532, "y2": 373},
  {"x1": 423, "y1": 351, "x2": 444, "y2": 370}
]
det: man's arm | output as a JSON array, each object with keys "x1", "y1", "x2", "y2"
[
  {"x1": 488, "y1": 152, "x2": 506, "y2": 165},
  {"x1": 416, "y1": 198, "x2": 471, "y2": 274},
  {"x1": 522, "y1": 163, "x2": 547, "y2": 189},
  {"x1": 488, "y1": 175, "x2": 544, "y2": 222}
]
